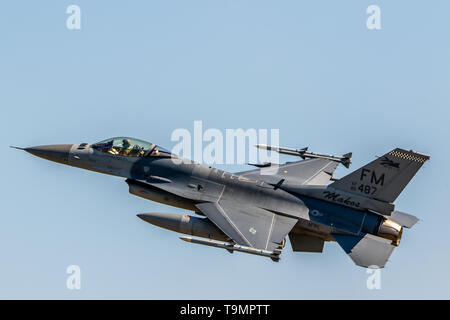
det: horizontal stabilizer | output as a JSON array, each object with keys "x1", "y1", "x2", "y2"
[
  {"x1": 333, "y1": 233, "x2": 395, "y2": 268},
  {"x1": 388, "y1": 211, "x2": 419, "y2": 228}
]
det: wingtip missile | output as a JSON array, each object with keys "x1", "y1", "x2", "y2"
[
  {"x1": 256, "y1": 144, "x2": 352, "y2": 168},
  {"x1": 255, "y1": 144, "x2": 304, "y2": 157}
]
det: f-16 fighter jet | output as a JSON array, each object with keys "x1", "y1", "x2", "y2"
[{"x1": 12, "y1": 138, "x2": 430, "y2": 268}]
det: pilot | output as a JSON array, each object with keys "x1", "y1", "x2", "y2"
[
  {"x1": 129, "y1": 144, "x2": 144, "y2": 157},
  {"x1": 120, "y1": 138, "x2": 132, "y2": 156}
]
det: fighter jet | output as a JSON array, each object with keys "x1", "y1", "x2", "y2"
[{"x1": 12, "y1": 137, "x2": 430, "y2": 268}]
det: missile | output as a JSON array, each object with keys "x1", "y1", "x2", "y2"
[
  {"x1": 180, "y1": 236, "x2": 281, "y2": 262},
  {"x1": 255, "y1": 144, "x2": 352, "y2": 168},
  {"x1": 138, "y1": 213, "x2": 282, "y2": 261},
  {"x1": 137, "y1": 212, "x2": 228, "y2": 241}
]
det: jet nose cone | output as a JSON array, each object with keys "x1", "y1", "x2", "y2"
[{"x1": 25, "y1": 144, "x2": 73, "y2": 165}]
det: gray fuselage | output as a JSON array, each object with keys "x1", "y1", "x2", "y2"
[{"x1": 65, "y1": 143, "x2": 383, "y2": 243}]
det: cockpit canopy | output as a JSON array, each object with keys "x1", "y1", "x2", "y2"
[{"x1": 92, "y1": 137, "x2": 171, "y2": 158}]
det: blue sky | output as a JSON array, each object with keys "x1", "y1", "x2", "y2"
[{"x1": 1, "y1": 1, "x2": 449, "y2": 299}]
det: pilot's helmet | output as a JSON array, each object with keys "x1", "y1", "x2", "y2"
[{"x1": 122, "y1": 138, "x2": 131, "y2": 148}]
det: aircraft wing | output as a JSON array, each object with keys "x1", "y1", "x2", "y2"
[
  {"x1": 195, "y1": 200, "x2": 297, "y2": 251},
  {"x1": 237, "y1": 158, "x2": 339, "y2": 187}
]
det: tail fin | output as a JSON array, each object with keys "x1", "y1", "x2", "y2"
[{"x1": 330, "y1": 148, "x2": 430, "y2": 203}]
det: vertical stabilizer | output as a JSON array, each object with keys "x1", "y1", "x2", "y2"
[{"x1": 330, "y1": 148, "x2": 429, "y2": 203}]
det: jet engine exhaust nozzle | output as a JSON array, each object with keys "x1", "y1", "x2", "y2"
[{"x1": 377, "y1": 219, "x2": 403, "y2": 246}]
